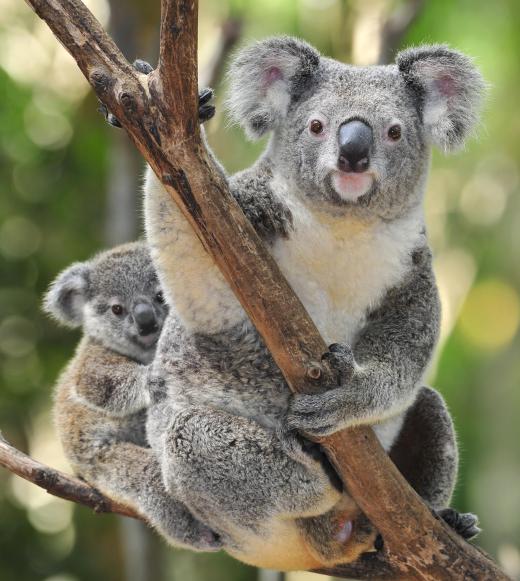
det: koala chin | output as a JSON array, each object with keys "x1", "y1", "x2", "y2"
[
  {"x1": 143, "y1": 37, "x2": 483, "y2": 568},
  {"x1": 45, "y1": 242, "x2": 222, "y2": 553}
]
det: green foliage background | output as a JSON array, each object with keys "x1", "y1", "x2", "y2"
[{"x1": 0, "y1": 0, "x2": 519, "y2": 579}]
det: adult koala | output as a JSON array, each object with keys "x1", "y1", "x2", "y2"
[{"x1": 144, "y1": 39, "x2": 484, "y2": 569}]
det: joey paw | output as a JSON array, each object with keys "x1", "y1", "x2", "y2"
[
  {"x1": 437, "y1": 508, "x2": 481, "y2": 540},
  {"x1": 189, "y1": 524, "x2": 223, "y2": 552}
]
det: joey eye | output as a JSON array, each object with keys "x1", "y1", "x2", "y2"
[
  {"x1": 387, "y1": 124, "x2": 402, "y2": 141},
  {"x1": 309, "y1": 119, "x2": 324, "y2": 135},
  {"x1": 155, "y1": 291, "x2": 164, "y2": 304},
  {"x1": 111, "y1": 304, "x2": 123, "y2": 315}
]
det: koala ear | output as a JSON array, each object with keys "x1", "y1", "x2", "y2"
[
  {"x1": 396, "y1": 45, "x2": 485, "y2": 152},
  {"x1": 43, "y1": 263, "x2": 90, "y2": 327},
  {"x1": 226, "y1": 36, "x2": 321, "y2": 140}
]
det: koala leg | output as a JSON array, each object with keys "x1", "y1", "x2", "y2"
[
  {"x1": 296, "y1": 497, "x2": 377, "y2": 567},
  {"x1": 85, "y1": 439, "x2": 222, "y2": 551},
  {"x1": 160, "y1": 407, "x2": 342, "y2": 533},
  {"x1": 389, "y1": 386, "x2": 480, "y2": 539}
]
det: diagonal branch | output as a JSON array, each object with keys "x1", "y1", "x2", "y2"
[{"x1": 15, "y1": 0, "x2": 510, "y2": 579}]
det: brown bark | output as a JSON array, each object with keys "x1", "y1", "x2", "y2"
[
  {"x1": 0, "y1": 432, "x2": 139, "y2": 519},
  {"x1": 10, "y1": 0, "x2": 510, "y2": 579}
]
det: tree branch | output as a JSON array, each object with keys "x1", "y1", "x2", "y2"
[
  {"x1": 0, "y1": 432, "x2": 139, "y2": 519},
  {"x1": 14, "y1": 0, "x2": 510, "y2": 579}
]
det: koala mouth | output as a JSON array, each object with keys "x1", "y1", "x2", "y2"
[
  {"x1": 134, "y1": 332, "x2": 160, "y2": 349},
  {"x1": 331, "y1": 170, "x2": 374, "y2": 203}
]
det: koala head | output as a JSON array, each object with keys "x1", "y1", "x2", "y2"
[
  {"x1": 43, "y1": 242, "x2": 168, "y2": 363},
  {"x1": 227, "y1": 37, "x2": 485, "y2": 220}
]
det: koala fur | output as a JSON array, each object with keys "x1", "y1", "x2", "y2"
[
  {"x1": 45, "y1": 242, "x2": 221, "y2": 551},
  {"x1": 143, "y1": 38, "x2": 483, "y2": 569}
]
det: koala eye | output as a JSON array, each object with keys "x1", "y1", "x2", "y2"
[
  {"x1": 387, "y1": 124, "x2": 402, "y2": 141},
  {"x1": 309, "y1": 119, "x2": 324, "y2": 135},
  {"x1": 111, "y1": 304, "x2": 124, "y2": 316},
  {"x1": 155, "y1": 291, "x2": 164, "y2": 304}
]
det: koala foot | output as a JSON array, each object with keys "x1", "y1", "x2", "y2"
[
  {"x1": 437, "y1": 508, "x2": 481, "y2": 540},
  {"x1": 98, "y1": 58, "x2": 215, "y2": 128},
  {"x1": 155, "y1": 501, "x2": 223, "y2": 552}
]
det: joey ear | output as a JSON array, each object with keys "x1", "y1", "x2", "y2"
[
  {"x1": 43, "y1": 263, "x2": 90, "y2": 328},
  {"x1": 226, "y1": 36, "x2": 321, "y2": 140},
  {"x1": 397, "y1": 45, "x2": 485, "y2": 152}
]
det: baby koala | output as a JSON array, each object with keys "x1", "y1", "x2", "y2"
[{"x1": 44, "y1": 241, "x2": 221, "y2": 551}]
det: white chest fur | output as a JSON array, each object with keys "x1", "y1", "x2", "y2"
[{"x1": 271, "y1": 184, "x2": 424, "y2": 345}]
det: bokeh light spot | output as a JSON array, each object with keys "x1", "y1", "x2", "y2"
[
  {"x1": 458, "y1": 279, "x2": 520, "y2": 350},
  {"x1": 0, "y1": 316, "x2": 37, "y2": 357},
  {"x1": 0, "y1": 215, "x2": 42, "y2": 259},
  {"x1": 459, "y1": 173, "x2": 508, "y2": 226}
]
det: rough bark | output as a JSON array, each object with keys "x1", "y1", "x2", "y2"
[
  {"x1": 0, "y1": 432, "x2": 139, "y2": 519},
  {"x1": 9, "y1": 0, "x2": 510, "y2": 579}
]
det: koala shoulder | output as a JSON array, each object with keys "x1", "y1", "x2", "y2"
[{"x1": 229, "y1": 162, "x2": 293, "y2": 242}]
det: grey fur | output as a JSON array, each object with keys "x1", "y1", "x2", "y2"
[
  {"x1": 143, "y1": 37, "x2": 484, "y2": 568},
  {"x1": 47, "y1": 242, "x2": 221, "y2": 552}
]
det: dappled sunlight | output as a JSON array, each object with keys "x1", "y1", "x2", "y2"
[{"x1": 458, "y1": 279, "x2": 519, "y2": 351}]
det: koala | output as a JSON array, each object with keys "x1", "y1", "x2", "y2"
[
  {"x1": 139, "y1": 38, "x2": 483, "y2": 570},
  {"x1": 44, "y1": 241, "x2": 221, "y2": 552}
]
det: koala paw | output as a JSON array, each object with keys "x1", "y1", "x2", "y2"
[
  {"x1": 437, "y1": 508, "x2": 481, "y2": 540},
  {"x1": 322, "y1": 343, "x2": 356, "y2": 383},
  {"x1": 99, "y1": 58, "x2": 215, "y2": 127},
  {"x1": 286, "y1": 343, "x2": 362, "y2": 437},
  {"x1": 149, "y1": 376, "x2": 167, "y2": 404},
  {"x1": 156, "y1": 501, "x2": 223, "y2": 552},
  {"x1": 182, "y1": 521, "x2": 223, "y2": 552}
]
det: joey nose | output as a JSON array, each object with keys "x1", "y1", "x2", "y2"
[
  {"x1": 134, "y1": 303, "x2": 157, "y2": 336},
  {"x1": 338, "y1": 120, "x2": 372, "y2": 173}
]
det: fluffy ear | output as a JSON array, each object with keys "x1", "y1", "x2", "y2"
[
  {"x1": 43, "y1": 263, "x2": 90, "y2": 327},
  {"x1": 226, "y1": 36, "x2": 321, "y2": 140},
  {"x1": 397, "y1": 45, "x2": 485, "y2": 152}
]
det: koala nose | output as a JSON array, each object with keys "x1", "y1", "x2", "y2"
[
  {"x1": 338, "y1": 120, "x2": 372, "y2": 173},
  {"x1": 133, "y1": 303, "x2": 158, "y2": 336}
]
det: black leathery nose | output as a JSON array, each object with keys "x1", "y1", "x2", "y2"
[
  {"x1": 338, "y1": 120, "x2": 373, "y2": 173},
  {"x1": 134, "y1": 303, "x2": 157, "y2": 335}
]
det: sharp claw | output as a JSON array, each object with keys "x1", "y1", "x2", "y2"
[
  {"x1": 98, "y1": 102, "x2": 122, "y2": 128},
  {"x1": 133, "y1": 59, "x2": 154, "y2": 75},
  {"x1": 199, "y1": 104, "x2": 216, "y2": 122},
  {"x1": 199, "y1": 87, "x2": 214, "y2": 105}
]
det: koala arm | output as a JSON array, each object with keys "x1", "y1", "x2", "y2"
[
  {"x1": 229, "y1": 163, "x2": 293, "y2": 243},
  {"x1": 75, "y1": 341, "x2": 151, "y2": 416},
  {"x1": 287, "y1": 246, "x2": 440, "y2": 436}
]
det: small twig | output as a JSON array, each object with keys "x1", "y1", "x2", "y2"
[{"x1": 0, "y1": 432, "x2": 140, "y2": 519}]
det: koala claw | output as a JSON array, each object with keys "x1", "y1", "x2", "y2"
[
  {"x1": 285, "y1": 343, "x2": 364, "y2": 437},
  {"x1": 98, "y1": 102, "x2": 122, "y2": 128},
  {"x1": 189, "y1": 526, "x2": 223, "y2": 552},
  {"x1": 133, "y1": 58, "x2": 154, "y2": 75},
  {"x1": 100, "y1": 57, "x2": 215, "y2": 127},
  {"x1": 322, "y1": 343, "x2": 356, "y2": 385},
  {"x1": 437, "y1": 508, "x2": 481, "y2": 540}
]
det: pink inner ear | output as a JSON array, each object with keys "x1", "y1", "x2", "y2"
[
  {"x1": 264, "y1": 66, "x2": 283, "y2": 87},
  {"x1": 435, "y1": 73, "x2": 458, "y2": 97}
]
